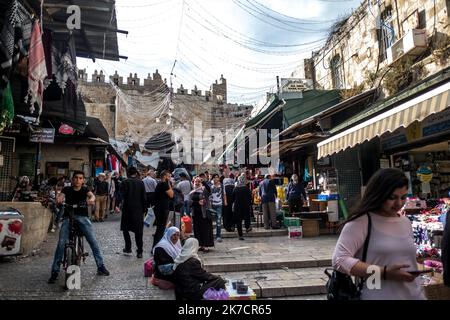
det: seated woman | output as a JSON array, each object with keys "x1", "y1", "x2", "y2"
[
  {"x1": 151, "y1": 226, "x2": 182, "y2": 289},
  {"x1": 172, "y1": 238, "x2": 226, "y2": 300}
]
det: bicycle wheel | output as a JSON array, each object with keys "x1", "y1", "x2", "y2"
[
  {"x1": 64, "y1": 247, "x2": 76, "y2": 289},
  {"x1": 75, "y1": 236, "x2": 83, "y2": 266}
]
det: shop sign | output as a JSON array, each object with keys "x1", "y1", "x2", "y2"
[
  {"x1": 279, "y1": 78, "x2": 313, "y2": 99},
  {"x1": 59, "y1": 124, "x2": 74, "y2": 135},
  {"x1": 422, "y1": 107, "x2": 450, "y2": 137},
  {"x1": 381, "y1": 128, "x2": 407, "y2": 150},
  {"x1": 29, "y1": 128, "x2": 55, "y2": 143}
]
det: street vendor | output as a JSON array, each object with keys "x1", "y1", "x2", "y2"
[{"x1": 286, "y1": 174, "x2": 307, "y2": 214}]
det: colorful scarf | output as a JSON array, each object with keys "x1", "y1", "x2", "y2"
[{"x1": 26, "y1": 21, "x2": 47, "y2": 116}]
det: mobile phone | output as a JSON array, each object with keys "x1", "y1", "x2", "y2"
[{"x1": 407, "y1": 269, "x2": 434, "y2": 275}]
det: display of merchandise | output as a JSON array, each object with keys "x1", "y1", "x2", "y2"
[{"x1": 404, "y1": 198, "x2": 447, "y2": 264}]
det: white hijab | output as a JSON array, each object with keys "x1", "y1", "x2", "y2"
[
  {"x1": 173, "y1": 237, "x2": 202, "y2": 270},
  {"x1": 153, "y1": 226, "x2": 182, "y2": 259}
]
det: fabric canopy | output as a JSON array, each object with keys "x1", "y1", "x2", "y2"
[{"x1": 317, "y1": 81, "x2": 450, "y2": 159}]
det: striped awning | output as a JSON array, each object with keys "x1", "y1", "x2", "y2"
[{"x1": 317, "y1": 81, "x2": 450, "y2": 159}]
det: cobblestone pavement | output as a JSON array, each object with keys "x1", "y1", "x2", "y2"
[
  {"x1": 0, "y1": 213, "x2": 174, "y2": 300},
  {"x1": 0, "y1": 213, "x2": 338, "y2": 300}
]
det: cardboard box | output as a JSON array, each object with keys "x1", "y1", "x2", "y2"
[{"x1": 225, "y1": 284, "x2": 256, "y2": 300}]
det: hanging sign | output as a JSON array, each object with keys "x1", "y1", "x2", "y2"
[
  {"x1": 29, "y1": 128, "x2": 55, "y2": 143},
  {"x1": 417, "y1": 166, "x2": 433, "y2": 183},
  {"x1": 59, "y1": 124, "x2": 74, "y2": 135}
]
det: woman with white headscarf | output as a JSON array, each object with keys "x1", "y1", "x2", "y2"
[
  {"x1": 152, "y1": 226, "x2": 182, "y2": 283},
  {"x1": 232, "y1": 174, "x2": 253, "y2": 240},
  {"x1": 172, "y1": 238, "x2": 226, "y2": 300}
]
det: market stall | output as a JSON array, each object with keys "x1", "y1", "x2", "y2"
[{"x1": 402, "y1": 197, "x2": 450, "y2": 299}]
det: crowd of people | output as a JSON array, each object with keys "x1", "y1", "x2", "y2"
[{"x1": 32, "y1": 165, "x2": 450, "y2": 299}]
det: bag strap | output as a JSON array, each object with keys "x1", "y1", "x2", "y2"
[
  {"x1": 357, "y1": 213, "x2": 372, "y2": 291},
  {"x1": 361, "y1": 213, "x2": 372, "y2": 263}
]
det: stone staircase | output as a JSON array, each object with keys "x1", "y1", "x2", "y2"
[{"x1": 201, "y1": 233, "x2": 337, "y2": 299}]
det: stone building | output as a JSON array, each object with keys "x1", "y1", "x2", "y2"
[
  {"x1": 297, "y1": 0, "x2": 450, "y2": 208},
  {"x1": 78, "y1": 69, "x2": 253, "y2": 165},
  {"x1": 304, "y1": 0, "x2": 449, "y2": 95}
]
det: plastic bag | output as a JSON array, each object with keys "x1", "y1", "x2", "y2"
[
  {"x1": 203, "y1": 288, "x2": 229, "y2": 300},
  {"x1": 158, "y1": 263, "x2": 175, "y2": 276},
  {"x1": 144, "y1": 207, "x2": 155, "y2": 227}
]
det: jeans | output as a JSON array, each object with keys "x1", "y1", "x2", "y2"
[
  {"x1": 213, "y1": 205, "x2": 223, "y2": 239},
  {"x1": 51, "y1": 215, "x2": 104, "y2": 273}
]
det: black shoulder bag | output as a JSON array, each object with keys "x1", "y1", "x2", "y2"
[{"x1": 324, "y1": 213, "x2": 372, "y2": 300}]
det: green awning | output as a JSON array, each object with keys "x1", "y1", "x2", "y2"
[
  {"x1": 282, "y1": 90, "x2": 341, "y2": 128},
  {"x1": 245, "y1": 95, "x2": 281, "y2": 129}
]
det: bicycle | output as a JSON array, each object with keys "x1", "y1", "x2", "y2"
[{"x1": 62, "y1": 203, "x2": 89, "y2": 288}]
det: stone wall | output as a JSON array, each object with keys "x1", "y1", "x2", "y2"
[
  {"x1": 0, "y1": 202, "x2": 52, "y2": 255},
  {"x1": 78, "y1": 70, "x2": 253, "y2": 149},
  {"x1": 308, "y1": 0, "x2": 450, "y2": 95},
  {"x1": 40, "y1": 144, "x2": 90, "y2": 176}
]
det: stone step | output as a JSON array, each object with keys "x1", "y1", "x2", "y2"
[
  {"x1": 214, "y1": 227, "x2": 288, "y2": 238},
  {"x1": 204, "y1": 256, "x2": 331, "y2": 273},
  {"x1": 218, "y1": 267, "x2": 329, "y2": 298}
]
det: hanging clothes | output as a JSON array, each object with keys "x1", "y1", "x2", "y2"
[
  {"x1": 0, "y1": 0, "x2": 27, "y2": 89},
  {"x1": 111, "y1": 155, "x2": 118, "y2": 171},
  {"x1": 25, "y1": 20, "x2": 47, "y2": 116},
  {"x1": 51, "y1": 33, "x2": 77, "y2": 91}
]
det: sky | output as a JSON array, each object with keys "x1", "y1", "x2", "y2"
[{"x1": 77, "y1": 0, "x2": 363, "y2": 106}]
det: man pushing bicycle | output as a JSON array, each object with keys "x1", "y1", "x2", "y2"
[{"x1": 48, "y1": 171, "x2": 110, "y2": 284}]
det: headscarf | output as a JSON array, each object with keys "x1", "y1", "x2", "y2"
[
  {"x1": 236, "y1": 173, "x2": 246, "y2": 187},
  {"x1": 173, "y1": 237, "x2": 201, "y2": 270},
  {"x1": 190, "y1": 178, "x2": 203, "y2": 195},
  {"x1": 152, "y1": 226, "x2": 182, "y2": 259}
]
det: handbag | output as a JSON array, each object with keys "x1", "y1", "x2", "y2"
[{"x1": 324, "y1": 213, "x2": 372, "y2": 300}]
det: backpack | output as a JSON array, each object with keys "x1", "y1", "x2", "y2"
[{"x1": 324, "y1": 213, "x2": 372, "y2": 300}]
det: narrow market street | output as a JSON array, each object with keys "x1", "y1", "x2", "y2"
[
  {"x1": 0, "y1": 213, "x2": 336, "y2": 300},
  {"x1": 1, "y1": 0, "x2": 450, "y2": 305}
]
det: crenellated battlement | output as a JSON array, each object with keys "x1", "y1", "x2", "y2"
[{"x1": 78, "y1": 69, "x2": 228, "y2": 101}]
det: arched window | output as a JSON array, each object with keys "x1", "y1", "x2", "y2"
[{"x1": 330, "y1": 55, "x2": 343, "y2": 89}]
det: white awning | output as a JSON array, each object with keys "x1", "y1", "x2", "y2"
[{"x1": 317, "y1": 81, "x2": 450, "y2": 158}]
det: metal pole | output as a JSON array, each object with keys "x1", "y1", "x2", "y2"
[{"x1": 34, "y1": 142, "x2": 41, "y2": 189}]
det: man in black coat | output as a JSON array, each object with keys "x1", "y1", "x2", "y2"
[{"x1": 120, "y1": 167, "x2": 146, "y2": 258}]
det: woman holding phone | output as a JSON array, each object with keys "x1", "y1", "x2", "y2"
[{"x1": 332, "y1": 168, "x2": 426, "y2": 300}]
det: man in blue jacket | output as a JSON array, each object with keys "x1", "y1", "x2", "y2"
[{"x1": 259, "y1": 174, "x2": 278, "y2": 229}]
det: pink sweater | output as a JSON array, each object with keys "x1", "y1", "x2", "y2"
[{"x1": 332, "y1": 213, "x2": 425, "y2": 300}]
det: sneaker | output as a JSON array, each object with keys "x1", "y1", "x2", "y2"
[
  {"x1": 246, "y1": 227, "x2": 253, "y2": 233},
  {"x1": 99, "y1": 218, "x2": 104, "y2": 222},
  {"x1": 97, "y1": 265, "x2": 110, "y2": 276},
  {"x1": 239, "y1": 237, "x2": 245, "y2": 240},
  {"x1": 123, "y1": 248, "x2": 132, "y2": 255},
  {"x1": 216, "y1": 237, "x2": 222, "y2": 243},
  {"x1": 137, "y1": 253, "x2": 143, "y2": 259},
  {"x1": 47, "y1": 272, "x2": 59, "y2": 284}
]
